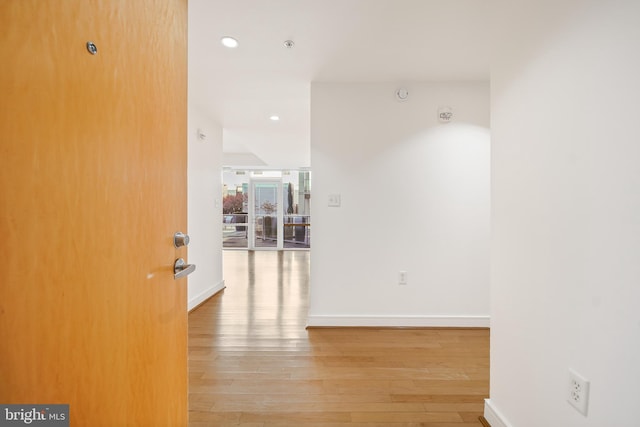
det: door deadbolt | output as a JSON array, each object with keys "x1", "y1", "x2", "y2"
[{"x1": 174, "y1": 232, "x2": 190, "y2": 248}]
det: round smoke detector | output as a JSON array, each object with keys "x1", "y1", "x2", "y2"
[
  {"x1": 283, "y1": 40, "x2": 295, "y2": 49},
  {"x1": 396, "y1": 88, "x2": 409, "y2": 102}
]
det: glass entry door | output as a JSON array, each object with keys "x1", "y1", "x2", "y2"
[
  {"x1": 249, "y1": 179, "x2": 283, "y2": 249},
  {"x1": 223, "y1": 170, "x2": 310, "y2": 250}
]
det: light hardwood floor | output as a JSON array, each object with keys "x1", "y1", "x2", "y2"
[{"x1": 189, "y1": 251, "x2": 489, "y2": 427}]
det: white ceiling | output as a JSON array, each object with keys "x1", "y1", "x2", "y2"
[{"x1": 188, "y1": 0, "x2": 490, "y2": 169}]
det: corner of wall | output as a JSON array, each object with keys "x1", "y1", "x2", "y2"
[
  {"x1": 483, "y1": 399, "x2": 513, "y2": 427},
  {"x1": 188, "y1": 280, "x2": 225, "y2": 312},
  {"x1": 187, "y1": 105, "x2": 224, "y2": 311}
]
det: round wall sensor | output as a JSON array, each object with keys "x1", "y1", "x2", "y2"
[
  {"x1": 396, "y1": 88, "x2": 409, "y2": 102},
  {"x1": 438, "y1": 106, "x2": 453, "y2": 123}
]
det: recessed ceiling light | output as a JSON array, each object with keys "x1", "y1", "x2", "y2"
[
  {"x1": 269, "y1": 115, "x2": 280, "y2": 121},
  {"x1": 220, "y1": 36, "x2": 239, "y2": 48}
]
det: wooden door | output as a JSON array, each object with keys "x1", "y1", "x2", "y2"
[{"x1": 0, "y1": 1, "x2": 188, "y2": 425}]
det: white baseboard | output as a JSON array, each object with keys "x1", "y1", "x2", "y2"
[
  {"x1": 484, "y1": 399, "x2": 513, "y2": 427},
  {"x1": 306, "y1": 315, "x2": 489, "y2": 328},
  {"x1": 188, "y1": 280, "x2": 225, "y2": 312}
]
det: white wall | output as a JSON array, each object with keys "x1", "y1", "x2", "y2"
[
  {"x1": 187, "y1": 106, "x2": 224, "y2": 310},
  {"x1": 487, "y1": 1, "x2": 640, "y2": 426},
  {"x1": 309, "y1": 82, "x2": 490, "y2": 327}
]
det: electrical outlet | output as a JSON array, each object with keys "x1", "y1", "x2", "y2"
[
  {"x1": 567, "y1": 369, "x2": 590, "y2": 415},
  {"x1": 398, "y1": 271, "x2": 407, "y2": 285}
]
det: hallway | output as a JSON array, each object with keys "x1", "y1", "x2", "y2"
[{"x1": 188, "y1": 251, "x2": 489, "y2": 426}]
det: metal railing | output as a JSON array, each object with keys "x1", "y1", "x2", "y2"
[{"x1": 222, "y1": 213, "x2": 310, "y2": 249}]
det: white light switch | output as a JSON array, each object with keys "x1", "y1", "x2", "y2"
[{"x1": 328, "y1": 194, "x2": 341, "y2": 207}]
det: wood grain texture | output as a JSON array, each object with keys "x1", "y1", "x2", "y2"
[
  {"x1": 189, "y1": 251, "x2": 489, "y2": 426},
  {"x1": 0, "y1": 1, "x2": 188, "y2": 425}
]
